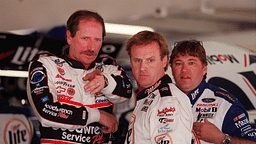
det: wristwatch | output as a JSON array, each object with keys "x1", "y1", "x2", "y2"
[{"x1": 223, "y1": 134, "x2": 231, "y2": 144}]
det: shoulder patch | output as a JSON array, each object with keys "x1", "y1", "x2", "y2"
[
  {"x1": 159, "y1": 85, "x2": 172, "y2": 97},
  {"x1": 96, "y1": 56, "x2": 117, "y2": 65},
  {"x1": 215, "y1": 91, "x2": 235, "y2": 102}
]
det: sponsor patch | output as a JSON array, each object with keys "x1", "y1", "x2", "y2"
[
  {"x1": 191, "y1": 88, "x2": 199, "y2": 100},
  {"x1": 145, "y1": 80, "x2": 161, "y2": 95},
  {"x1": 141, "y1": 106, "x2": 149, "y2": 112},
  {"x1": 54, "y1": 59, "x2": 64, "y2": 67},
  {"x1": 58, "y1": 95, "x2": 73, "y2": 101},
  {"x1": 195, "y1": 107, "x2": 217, "y2": 113},
  {"x1": 196, "y1": 103, "x2": 218, "y2": 107},
  {"x1": 159, "y1": 118, "x2": 174, "y2": 123},
  {"x1": 95, "y1": 97, "x2": 108, "y2": 103},
  {"x1": 55, "y1": 81, "x2": 75, "y2": 88},
  {"x1": 82, "y1": 110, "x2": 86, "y2": 120},
  {"x1": 143, "y1": 99, "x2": 153, "y2": 106},
  {"x1": 122, "y1": 80, "x2": 126, "y2": 88},
  {"x1": 155, "y1": 133, "x2": 172, "y2": 144},
  {"x1": 157, "y1": 107, "x2": 175, "y2": 116},
  {"x1": 56, "y1": 74, "x2": 72, "y2": 82},
  {"x1": 30, "y1": 70, "x2": 45, "y2": 84},
  {"x1": 202, "y1": 98, "x2": 216, "y2": 103},
  {"x1": 160, "y1": 86, "x2": 168, "y2": 91},
  {"x1": 44, "y1": 103, "x2": 73, "y2": 115},
  {"x1": 148, "y1": 93, "x2": 156, "y2": 99},
  {"x1": 56, "y1": 86, "x2": 66, "y2": 93},
  {"x1": 235, "y1": 118, "x2": 250, "y2": 128},
  {"x1": 216, "y1": 91, "x2": 235, "y2": 102},
  {"x1": 57, "y1": 68, "x2": 65, "y2": 75},
  {"x1": 41, "y1": 96, "x2": 49, "y2": 103},
  {"x1": 233, "y1": 113, "x2": 245, "y2": 122},
  {"x1": 67, "y1": 88, "x2": 75, "y2": 96},
  {"x1": 32, "y1": 86, "x2": 48, "y2": 95},
  {"x1": 158, "y1": 124, "x2": 172, "y2": 133}
]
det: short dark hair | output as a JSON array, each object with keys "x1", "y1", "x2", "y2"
[
  {"x1": 169, "y1": 40, "x2": 207, "y2": 78},
  {"x1": 126, "y1": 30, "x2": 170, "y2": 71},
  {"x1": 66, "y1": 10, "x2": 106, "y2": 39}
]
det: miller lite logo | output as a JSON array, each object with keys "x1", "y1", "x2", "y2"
[{"x1": 3, "y1": 118, "x2": 32, "y2": 144}]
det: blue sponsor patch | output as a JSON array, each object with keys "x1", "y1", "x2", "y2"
[
  {"x1": 31, "y1": 71, "x2": 45, "y2": 84},
  {"x1": 36, "y1": 83, "x2": 41, "y2": 87},
  {"x1": 202, "y1": 98, "x2": 216, "y2": 103},
  {"x1": 41, "y1": 96, "x2": 49, "y2": 103},
  {"x1": 122, "y1": 80, "x2": 125, "y2": 88}
]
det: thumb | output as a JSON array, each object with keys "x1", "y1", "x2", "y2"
[
  {"x1": 204, "y1": 118, "x2": 211, "y2": 124},
  {"x1": 83, "y1": 73, "x2": 93, "y2": 81}
]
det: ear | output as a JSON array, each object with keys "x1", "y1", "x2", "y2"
[
  {"x1": 130, "y1": 58, "x2": 133, "y2": 68},
  {"x1": 202, "y1": 64, "x2": 207, "y2": 76},
  {"x1": 163, "y1": 55, "x2": 168, "y2": 68},
  {"x1": 66, "y1": 30, "x2": 72, "y2": 45}
]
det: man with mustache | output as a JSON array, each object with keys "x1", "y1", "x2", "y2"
[{"x1": 27, "y1": 10, "x2": 132, "y2": 144}]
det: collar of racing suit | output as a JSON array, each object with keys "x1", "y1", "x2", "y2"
[
  {"x1": 187, "y1": 79, "x2": 207, "y2": 106},
  {"x1": 62, "y1": 48, "x2": 97, "y2": 70},
  {"x1": 136, "y1": 74, "x2": 172, "y2": 101}
]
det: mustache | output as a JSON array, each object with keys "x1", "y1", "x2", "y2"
[{"x1": 80, "y1": 51, "x2": 97, "y2": 56}]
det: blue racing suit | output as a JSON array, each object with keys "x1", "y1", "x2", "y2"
[{"x1": 189, "y1": 79, "x2": 256, "y2": 143}]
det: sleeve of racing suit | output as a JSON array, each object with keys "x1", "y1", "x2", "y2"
[
  {"x1": 150, "y1": 84, "x2": 193, "y2": 143},
  {"x1": 100, "y1": 64, "x2": 132, "y2": 104},
  {"x1": 222, "y1": 101, "x2": 256, "y2": 142},
  {"x1": 27, "y1": 59, "x2": 100, "y2": 130}
]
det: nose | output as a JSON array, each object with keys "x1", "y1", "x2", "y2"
[
  {"x1": 139, "y1": 61, "x2": 147, "y2": 71},
  {"x1": 87, "y1": 39, "x2": 95, "y2": 50},
  {"x1": 181, "y1": 63, "x2": 189, "y2": 71}
]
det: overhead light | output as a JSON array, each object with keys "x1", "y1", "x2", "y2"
[
  {"x1": 8, "y1": 23, "x2": 154, "y2": 36},
  {"x1": 0, "y1": 70, "x2": 28, "y2": 78},
  {"x1": 105, "y1": 23, "x2": 154, "y2": 35}
]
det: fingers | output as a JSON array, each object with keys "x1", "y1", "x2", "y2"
[
  {"x1": 101, "y1": 121, "x2": 118, "y2": 134},
  {"x1": 193, "y1": 122, "x2": 202, "y2": 137},
  {"x1": 83, "y1": 71, "x2": 105, "y2": 94},
  {"x1": 83, "y1": 70, "x2": 102, "y2": 81},
  {"x1": 88, "y1": 81, "x2": 102, "y2": 94},
  {"x1": 99, "y1": 110, "x2": 119, "y2": 134}
]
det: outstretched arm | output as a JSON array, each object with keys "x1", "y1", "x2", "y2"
[{"x1": 83, "y1": 63, "x2": 133, "y2": 104}]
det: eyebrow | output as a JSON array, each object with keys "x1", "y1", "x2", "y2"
[
  {"x1": 188, "y1": 58, "x2": 197, "y2": 61},
  {"x1": 174, "y1": 58, "x2": 197, "y2": 62},
  {"x1": 132, "y1": 56, "x2": 156, "y2": 60}
]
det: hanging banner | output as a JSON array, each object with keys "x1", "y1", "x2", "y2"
[{"x1": 0, "y1": 32, "x2": 123, "y2": 71}]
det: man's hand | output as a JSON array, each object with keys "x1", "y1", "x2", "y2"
[
  {"x1": 83, "y1": 70, "x2": 106, "y2": 94},
  {"x1": 99, "y1": 110, "x2": 118, "y2": 133},
  {"x1": 194, "y1": 118, "x2": 256, "y2": 144},
  {"x1": 193, "y1": 118, "x2": 225, "y2": 144}
]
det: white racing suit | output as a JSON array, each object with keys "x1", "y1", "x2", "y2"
[
  {"x1": 125, "y1": 75, "x2": 193, "y2": 144},
  {"x1": 27, "y1": 48, "x2": 132, "y2": 144},
  {"x1": 190, "y1": 79, "x2": 256, "y2": 143}
]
